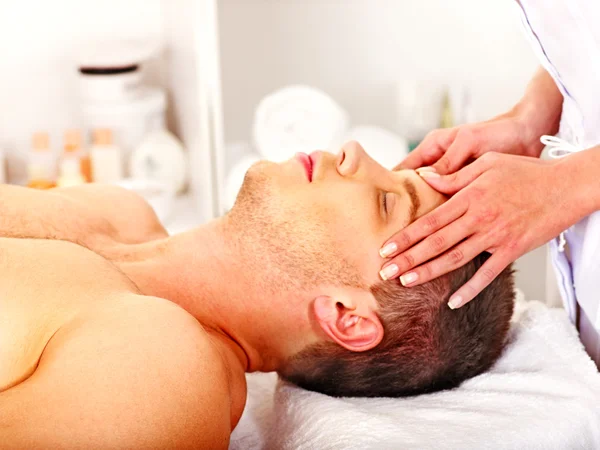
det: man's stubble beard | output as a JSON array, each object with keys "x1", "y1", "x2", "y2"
[{"x1": 226, "y1": 166, "x2": 363, "y2": 296}]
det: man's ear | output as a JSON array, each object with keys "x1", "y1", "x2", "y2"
[{"x1": 313, "y1": 289, "x2": 384, "y2": 352}]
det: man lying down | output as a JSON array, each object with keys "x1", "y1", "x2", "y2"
[{"x1": 0, "y1": 141, "x2": 514, "y2": 448}]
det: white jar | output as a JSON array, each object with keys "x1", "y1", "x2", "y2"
[
  {"x1": 76, "y1": 40, "x2": 166, "y2": 173},
  {"x1": 79, "y1": 66, "x2": 143, "y2": 102}
]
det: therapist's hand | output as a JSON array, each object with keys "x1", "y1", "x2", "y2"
[
  {"x1": 396, "y1": 112, "x2": 543, "y2": 175},
  {"x1": 379, "y1": 152, "x2": 583, "y2": 309},
  {"x1": 397, "y1": 67, "x2": 563, "y2": 174}
]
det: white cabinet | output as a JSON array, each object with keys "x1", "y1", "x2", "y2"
[{"x1": 162, "y1": 0, "x2": 224, "y2": 223}]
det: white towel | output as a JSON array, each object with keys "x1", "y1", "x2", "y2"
[
  {"x1": 253, "y1": 85, "x2": 349, "y2": 162},
  {"x1": 230, "y1": 298, "x2": 600, "y2": 450}
]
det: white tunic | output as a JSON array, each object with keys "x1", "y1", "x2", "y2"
[{"x1": 516, "y1": 0, "x2": 600, "y2": 367}]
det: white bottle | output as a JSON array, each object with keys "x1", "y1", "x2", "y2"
[
  {"x1": 27, "y1": 132, "x2": 56, "y2": 189},
  {"x1": 57, "y1": 158, "x2": 86, "y2": 188},
  {"x1": 57, "y1": 130, "x2": 86, "y2": 188},
  {"x1": 90, "y1": 128, "x2": 123, "y2": 183}
]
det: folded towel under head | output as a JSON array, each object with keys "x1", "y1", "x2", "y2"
[
  {"x1": 253, "y1": 85, "x2": 350, "y2": 162},
  {"x1": 230, "y1": 295, "x2": 600, "y2": 450}
]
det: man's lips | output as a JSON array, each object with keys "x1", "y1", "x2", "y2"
[{"x1": 296, "y1": 152, "x2": 313, "y2": 181}]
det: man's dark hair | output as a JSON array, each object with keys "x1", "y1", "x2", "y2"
[{"x1": 280, "y1": 253, "x2": 515, "y2": 397}]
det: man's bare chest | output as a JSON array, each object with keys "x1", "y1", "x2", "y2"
[{"x1": 0, "y1": 237, "x2": 140, "y2": 392}]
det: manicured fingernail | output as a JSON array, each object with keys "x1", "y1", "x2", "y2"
[
  {"x1": 416, "y1": 166, "x2": 437, "y2": 174},
  {"x1": 379, "y1": 242, "x2": 398, "y2": 258},
  {"x1": 419, "y1": 171, "x2": 441, "y2": 179},
  {"x1": 448, "y1": 295, "x2": 463, "y2": 309},
  {"x1": 400, "y1": 272, "x2": 418, "y2": 286},
  {"x1": 379, "y1": 264, "x2": 399, "y2": 280}
]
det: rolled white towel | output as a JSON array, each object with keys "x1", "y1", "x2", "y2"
[
  {"x1": 343, "y1": 125, "x2": 408, "y2": 169},
  {"x1": 224, "y1": 153, "x2": 261, "y2": 211},
  {"x1": 253, "y1": 85, "x2": 350, "y2": 162}
]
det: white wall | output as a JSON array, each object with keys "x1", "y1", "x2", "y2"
[
  {"x1": 0, "y1": 0, "x2": 164, "y2": 182},
  {"x1": 218, "y1": 0, "x2": 539, "y2": 142}
]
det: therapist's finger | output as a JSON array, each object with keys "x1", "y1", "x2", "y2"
[
  {"x1": 446, "y1": 252, "x2": 512, "y2": 309},
  {"x1": 430, "y1": 128, "x2": 479, "y2": 174},
  {"x1": 418, "y1": 152, "x2": 494, "y2": 195},
  {"x1": 397, "y1": 236, "x2": 490, "y2": 288},
  {"x1": 382, "y1": 216, "x2": 475, "y2": 283},
  {"x1": 396, "y1": 129, "x2": 457, "y2": 170},
  {"x1": 380, "y1": 195, "x2": 468, "y2": 261},
  {"x1": 394, "y1": 145, "x2": 437, "y2": 171}
]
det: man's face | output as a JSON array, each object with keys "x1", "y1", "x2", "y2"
[{"x1": 228, "y1": 141, "x2": 446, "y2": 292}]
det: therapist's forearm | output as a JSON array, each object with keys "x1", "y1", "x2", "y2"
[
  {"x1": 511, "y1": 67, "x2": 563, "y2": 156},
  {"x1": 557, "y1": 145, "x2": 600, "y2": 219}
]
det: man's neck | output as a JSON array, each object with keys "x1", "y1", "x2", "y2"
[{"x1": 115, "y1": 217, "x2": 315, "y2": 373}]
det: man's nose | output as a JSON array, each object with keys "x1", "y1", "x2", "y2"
[{"x1": 337, "y1": 141, "x2": 367, "y2": 177}]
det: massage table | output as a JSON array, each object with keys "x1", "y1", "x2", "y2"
[{"x1": 230, "y1": 293, "x2": 600, "y2": 449}]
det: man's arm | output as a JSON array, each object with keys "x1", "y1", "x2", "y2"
[
  {"x1": 0, "y1": 184, "x2": 166, "y2": 246},
  {"x1": 0, "y1": 297, "x2": 231, "y2": 449},
  {"x1": 0, "y1": 184, "x2": 115, "y2": 242}
]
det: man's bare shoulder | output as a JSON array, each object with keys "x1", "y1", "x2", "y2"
[
  {"x1": 0, "y1": 296, "x2": 234, "y2": 449},
  {"x1": 0, "y1": 183, "x2": 166, "y2": 246},
  {"x1": 56, "y1": 184, "x2": 168, "y2": 243}
]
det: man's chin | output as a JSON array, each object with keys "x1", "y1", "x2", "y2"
[
  {"x1": 227, "y1": 161, "x2": 279, "y2": 230},
  {"x1": 226, "y1": 161, "x2": 364, "y2": 294}
]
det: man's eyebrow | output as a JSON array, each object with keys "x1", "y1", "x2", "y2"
[{"x1": 403, "y1": 179, "x2": 420, "y2": 223}]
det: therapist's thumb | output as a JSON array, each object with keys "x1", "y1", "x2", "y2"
[
  {"x1": 430, "y1": 130, "x2": 476, "y2": 175},
  {"x1": 418, "y1": 162, "x2": 483, "y2": 194}
]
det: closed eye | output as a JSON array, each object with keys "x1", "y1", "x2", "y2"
[
  {"x1": 380, "y1": 191, "x2": 393, "y2": 216},
  {"x1": 379, "y1": 191, "x2": 394, "y2": 220},
  {"x1": 383, "y1": 192, "x2": 396, "y2": 217}
]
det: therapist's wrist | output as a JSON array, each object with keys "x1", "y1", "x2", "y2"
[
  {"x1": 509, "y1": 100, "x2": 561, "y2": 157},
  {"x1": 509, "y1": 68, "x2": 563, "y2": 157},
  {"x1": 553, "y1": 146, "x2": 600, "y2": 221}
]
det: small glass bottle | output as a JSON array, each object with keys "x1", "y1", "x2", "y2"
[
  {"x1": 90, "y1": 128, "x2": 123, "y2": 183},
  {"x1": 57, "y1": 130, "x2": 86, "y2": 188},
  {"x1": 440, "y1": 88, "x2": 455, "y2": 129},
  {"x1": 27, "y1": 132, "x2": 56, "y2": 189},
  {"x1": 64, "y1": 129, "x2": 92, "y2": 182}
]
